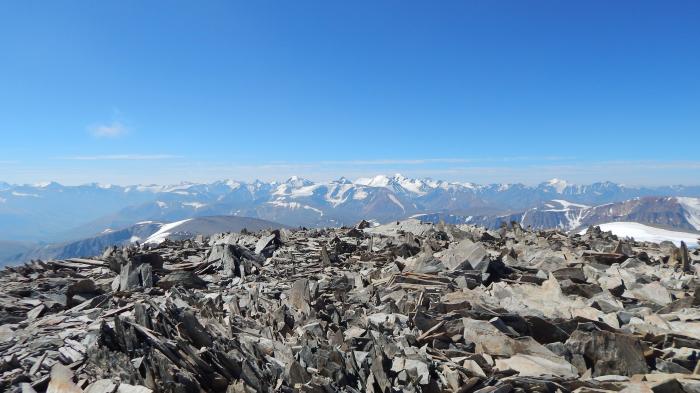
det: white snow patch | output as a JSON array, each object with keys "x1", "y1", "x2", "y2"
[
  {"x1": 551, "y1": 199, "x2": 589, "y2": 209},
  {"x1": 144, "y1": 219, "x2": 192, "y2": 244},
  {"x1": 353, "y1": 188, "x2": 368, "y2": 200},
  {"x1": 355, "y1": 174, "x2": 431, "y2": 195},
  {"x1": 270, "y1": 200, "x2": 302, "y2": 209},
  {"x1": 456, "y1": 182, "x2": 478, "y2": 190},
  {"x1": 273, "y1": 183, "x2": 320, "y2": 197},
  {"x1": 268, "y1": 201, "x2": 324, "y2": 216},
  {"x1": 291, "y1": 184, "x2": 320, "y2": 197},
  {"x1": 520, "y1": 210, "x2": 529, "y2": 225},
  {"x1": 498, "y1": 184, "x2": 512, "y2": 192},
  {"x1": 677, "y1": 197, "x2": 700, "y2": 231},
  {"x1": 394, "y1": 174, "x2": 427, "y2": 195},
  {"x1": 355, "y1": 175, "x2": 391, "y2": 188},
  {"x1": 162, "y1": 182, "x2": 197, "y2": 193},
  {"x1": 387, "y1": 194, "x2": 405, "y2": 212},
  {"x1": 12, "y1": 191, "x2": 39, "y2": 197},
  {"x1": 136, "y1": 221, "x2": 154, "y2": 225},
  {"x1": 284, "y1": 176, "x2": 312, "y2": 188},
  {"x1": 303, "y1": 205, "x2": 324, "y2": 216},
  {"x1": 224, "y1": 179, "x2": 241, "y2": 189},
  {"x1": 130, "y1": 236, "x2": 141, "y2": 243},
  {"x1": 563, "y1": 209, "x2": 589, "y2": 231},
  {"x1": 580, "y1": 222, "x2": 699, "y2": 247},
  {"x1": 272, "y1": 184, "x2": 290, "y2": 196},
  {"x1": 132, "y1": 185, "x2": 165, "y2": 193},
  {"x1": 547, "y1": 179, "x2": 569, "y2": 194},
  {"x1": 183, "y1": 202, "x2": 207, "y2": 209},
  {"x1": 325, "y1": 184, "x2": 353, "y2": 207},
  {"x1": 101, "y1": 228, "x2": 114, "y2": 234},
  {"x1": 156, "y1": 201, "x2": 168, "y2": 208}
]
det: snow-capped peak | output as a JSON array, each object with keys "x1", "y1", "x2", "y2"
[
  {"x1": 355, "y1": 174, "x2": 392, "y2": 188},
  {"x1": 354, "y1": 174, "x2": 429, "y2": 194},
  {"x1": 33, "y1": 181, "x2": 60, "y2": 188},
  {"x1": 393, "y1": 174, "x2": 428, "y2": 195},
  {"x1": 334, "y1": 176, "x2": 352, "y2": 184},
  {"x1": 284, "y1": 176, "x2": 313, "y2": 187},
  {"x1": 545, "y1": 178, "x2": 569, "y2": 194},
  {"x1": 222, "y1": 179, "x2": 242, "y2": 189}
]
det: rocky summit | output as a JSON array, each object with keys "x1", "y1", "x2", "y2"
[{"x1": 2, "y1": 219, "x2": 700, "y2": 393}]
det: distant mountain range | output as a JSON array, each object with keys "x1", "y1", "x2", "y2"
[
  {"x1": 3, "y1": 175, "x2": 700, "y2": 241},
  {"x1": 1, "y1": 175, "x2": 699, "y2": 264},
  {"x1": 415, "y1": 196, "x2": 700, "y2": 233}
]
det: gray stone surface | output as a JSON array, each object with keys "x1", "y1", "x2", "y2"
[{"x1": 1, "y1": 220, "x2": 700, "y2": 392}]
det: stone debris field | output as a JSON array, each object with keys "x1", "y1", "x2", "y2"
[{"x1": 2, "y1": 219, "x2": 700, "y2": 393}]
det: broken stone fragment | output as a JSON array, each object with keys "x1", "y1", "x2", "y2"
[
  {"x1": 0, "y1": 324, "x2": 15, "y2": 344},
  {"x1": 462, "y1": 318, "x2": 570, "y2": 365},
  {"x1": 391, "y1": 357, "x2": 430, "y2": 384},
  {"x1": 26, "y1": 304, "x2": 46, "y2": 320},
  {"x1": 47, "y1": 364, "x2": 82, "y2": 393},
  {"x1": 494, "y1": 353, "x2": 578, "y2": 378},
  {"x1": 254, "y1": 231, "x2": 280, "y2": 256},
  {"x1": 156, "y1": 270, "x2": 207, "y2": 289},
  {"x1": 439, "y1": 239, "x2": 489, "y2": 271},
  {"x1": 66, "y1": 279, "x2": 98, "y2": 297},
  {"x1": 207, "y1": 243, "x2": 239, "y2": 277},
  {"x1": 20, "y1": 383, "x2": 38, "y2": 393},
  {"x1": 118, "y1": 259, "x2": 155, "y2": 291},
  {"x1": 288, "y1": 278, "x2": 311, "y2": 315},
  {"x1": 84, "y1": 379, "x2": 117, "y2": 393},
  {"x1": 552, "y1": 267, "x2": 587, "y2": 283},
  {"x1": 180, "y1": 310, "x2": 213, "y2": 348},
  {"x1": 624, "y1": 281, "x2": 672, "y2": 306},
  {"x1": 356, "y1": 220, "x2": 371, "y2": 229},
  {"x1": 566, "y1": 329, "x2": 648, "y2": 377},
  {"x1": 320, "y1": 245, "x2": 331, "y2": 266},
  {"x1": 681, "y1": 241, "x2": 691, "y2": 272},
  {"x1": 116, "y1": 384, "x2": 153, "y2": 393},
  {"x1": 287, "y1": 360, "x2": 310, "y2": 385}
]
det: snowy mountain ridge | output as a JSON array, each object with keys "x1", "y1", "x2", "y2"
[
  {"x1": 417, "y1": 196, "x2": 700, "y2": 235},
  {"x1": 2, "y1": 174, "x2": 700, "y2": 243}
]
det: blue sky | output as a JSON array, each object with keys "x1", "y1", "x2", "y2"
[{"x1": 1, "y1": 1, "x2": 699, "y2": 186}]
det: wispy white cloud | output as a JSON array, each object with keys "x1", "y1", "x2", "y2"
[
  {"x1": 89, "y1": 121, "x2": 129, "y2": 138},
  {"x1": 58, "y1": 154, "x2": 180, "y2": 161}
]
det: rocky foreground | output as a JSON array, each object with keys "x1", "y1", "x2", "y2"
[{"x1": 1, "y1": 220, "x2": 700, "y2": 393}]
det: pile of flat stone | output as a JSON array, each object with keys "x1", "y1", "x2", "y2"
[{"x1": 1, "y1": 219, "x2": 700, "y2": 392}]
